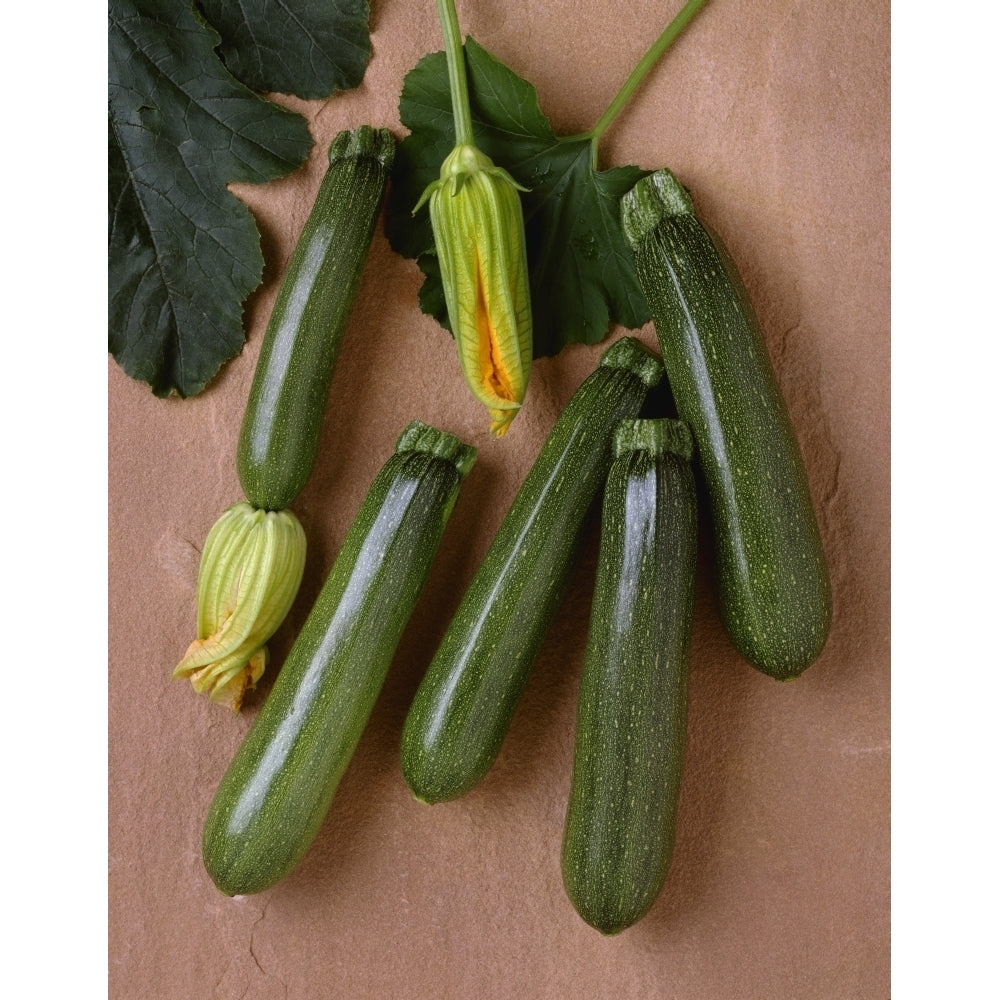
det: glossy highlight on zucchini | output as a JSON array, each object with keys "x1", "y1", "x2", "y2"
[
  {"x1": 203, "y1": 421, "x2": 476, "y2": 896},
  {"x1": 561, "y1": 419, "x2": 697, "y2": 935},
  {"x1": 400, "y1": 337, "x2": 664, "y2": 804},
  {"x1": 622, "y1": 169, "x2": 831, "y2": 679},
  {"x1": 237, "y1": 125, "x2": 396, "y2": 512}
]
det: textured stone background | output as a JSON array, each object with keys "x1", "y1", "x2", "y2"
[{"x1": 108, "y1": 1, "x2": 890, "y2": 996}]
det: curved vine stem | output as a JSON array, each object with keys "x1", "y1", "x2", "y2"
[{"x1": 588, "y1": 0, "x2": 710, "y2": 168}]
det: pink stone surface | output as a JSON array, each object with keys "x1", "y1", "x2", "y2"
[{"x1": 109, "y1": 2, "x2": 890, "y2": 996}]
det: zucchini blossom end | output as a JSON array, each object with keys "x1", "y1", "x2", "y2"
[{"x1": 173, "y1": 503, "x2": 306, "y2": 711}]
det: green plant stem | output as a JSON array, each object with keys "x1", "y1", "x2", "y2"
[
  {"x1": 436, "y1": 0, "x2": 475, "y2": 146},
  {"x1": 588, "y1": 0, "x2": 710, "y2": 167}
]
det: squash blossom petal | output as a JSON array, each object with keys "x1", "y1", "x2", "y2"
[
  {"x1": 417, "y1": 144, "x2": 533, "y2": 437},
  {"x1": 174, "y1": 503, "x2": 306, "y2": 711}
]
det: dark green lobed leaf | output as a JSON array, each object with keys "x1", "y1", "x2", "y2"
[
  {"x1": 197, "y1": 0, "x2": 372, "y2": 100},
  {"x1": 109, "y1": 0, "x2": 315, "y2": 398},
  {"x1": 386, "y1": 38, "x2": 651, "y2": 358}
]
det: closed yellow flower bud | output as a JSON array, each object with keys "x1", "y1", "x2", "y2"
[
  {"x1": 417, "y1": 144, "x2": 533, "y2": 436},
  {"x1": 174, "y1": 502, "x2": 306, "y2": 711}
]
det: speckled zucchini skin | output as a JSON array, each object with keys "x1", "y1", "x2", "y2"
[
  {"x1": 400, "y1": 337, "x2": 664, "y2": 804},
  {"x1": 561, "y1": 419, "x2": 697, "y2": 935},
  {"x1": 237, "y1": 126, "x2": 395, "y2": 512},
  {"x1": 203, "y1": 422, "x2": 476, "y2": 896},
  {"x1": 622, "y1": 169, "x2": 831, "y2": 680}
]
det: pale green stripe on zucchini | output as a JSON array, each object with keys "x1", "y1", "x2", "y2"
[
  {"x1": 622, "y1": 168, "x2": 831, "y2": 679},
  {"x1": 561, "y1": 417, "x2": 697, "y2": 935},
  {"x1": 400, "y1": 337, "x2": 664, "y2": 804},
  {"x1": 237, "y1": 125, "x2": 396, "y2": 512},
  {"x1": 203, "y1": 421, "x2": 475, "y2": 896}
]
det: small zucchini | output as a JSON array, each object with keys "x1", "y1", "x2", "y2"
[
  {"x1": 203, "y1": 421, "x2": 476, "y2": 896},
  {"x1": 622, "y1": 169, "x2": 831, "y2": 679},
  {"x1": 237, "y1": 125, "x2": 395, "y2": 512},
  {"x1": 561, "y1": 418, "x2": 697, "y2": 935},
  {"x1": 401, "y1": 337, "x2": 664, "y2": 804}
]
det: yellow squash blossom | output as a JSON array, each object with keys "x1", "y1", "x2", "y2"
[
  {"x1": 174, "y1": 503, "x2": 306, "y2": 711},
  {"x1": 417, "y1": 143, "x2": 533, "y2": 437}
]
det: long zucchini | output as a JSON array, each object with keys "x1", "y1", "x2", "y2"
[
  {"x1": 203, "y1": 421, "x2": 476, "y2": 896},
  {"x1": 400, "y1": 337, "x2": 664, "y2": 804},
  {"x1": 237, "y1": 125, "x2": 395, "y2": 512},
  {"x1": 621, "y1": 169, "x2": 831, "y2": 679},
  {"x1": 561, "y1": 418, "x2": 697, "y2": 935}
]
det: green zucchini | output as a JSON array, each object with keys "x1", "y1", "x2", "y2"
[
  {"x1": 561, "y1": 418, "x2": 697, "y2": 935},
  {"x1": 203, "y1": 421, "x2": 476, "y2": 896},
  {"x1": 237, "y1": 125, "x2": 395, "y2": 512},
  {"x1": 400, "y1": 337, "x2": 664, "y2": 804},
  {"x1": 621, "y1": 169, "x2": 831, "y2": 680}
]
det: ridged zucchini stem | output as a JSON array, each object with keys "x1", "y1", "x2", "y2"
[
  {"x1": 613, "y1": 417, "x2": 694, "y2": 462},
  {"x1": 328, "y1": 123, "x2": 397, "y2": 172},
  {"x1": 599, "y1": 335, "x2": 664, "y2": 387},
  {"x1": 395, "y1": 419, "x2": 478, "y2": 479},
  {"x1": 621, "y1": 168, "x2": 695, "y2": 245}
]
